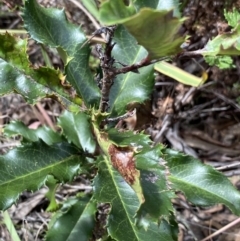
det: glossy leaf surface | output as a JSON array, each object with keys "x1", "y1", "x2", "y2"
[
  {"x1": 107, "y1": 129, "x2": 174, "y2": 227},
  {"x1": 92, "y1": 120, "x2": 176, "y2": 236},
  {"x1": 4, "y1": 121, "x2": 63, "y2": 145},
  {"x1": 0, "y1": 34, "x2": 80, "y2": 110},
  {"x1": 99, "y1": 0, "x2": 185, "y2": 59},
  {"x1": 135, "y1": 146, "x2": 175, "y2": 227},
  {"x1": 109, "y1": 26, "x2": 154, "y2": 116},
  {"x1": 79, "y1": 0, "x2": 100, "y2": 21},
  {"x1": 165, "y1": 149, "x2": 240, "y2": 215},
  {"x1": 121, "y1": 9, "x2": 185, "y2": 59},
  {"x1": 0, "y1": 142, "x2": 82, "y2": 210},
  {"x1": 23, "y1": 0, "x2": 100, "y2": 106},
  {"x1": 58, "y1": 110, "x2": 96, "y2": 154},
  {"x1": 133, "y1": 0, "x2": 181, "y2": 17},
  {"x1": 46, "y1": 196, "x2": 96, "y2": 241},
  {"x1": 94, "y1": 157, "x2": 176, "y2": 241}
]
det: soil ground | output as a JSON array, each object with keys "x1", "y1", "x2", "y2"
[{"x1": 1, "y1": 0, "x2": 240, "y2": 240}]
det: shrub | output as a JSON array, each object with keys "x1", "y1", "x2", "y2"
[{"x1": 1, "y1": 1, "x2": 240, "y2": 240}]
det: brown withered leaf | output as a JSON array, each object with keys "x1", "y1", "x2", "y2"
[{"x1": 109, "y1": 145, "x2": 138, "y2": 185}]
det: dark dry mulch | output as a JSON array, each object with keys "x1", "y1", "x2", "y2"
[{"x1": 1, "y1": 0, "x2": 240, "y2": 240}]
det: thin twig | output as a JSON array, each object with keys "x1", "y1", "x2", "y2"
[
  {"x1": 0, "y1": 142, "x2": 20, "y2": 148},
  {"x1": 197, "y1": 80, "x2": 217, "y2": 90},
  {"x1": 87, "y1": 36, "x2": 105, "y2": 44},
  {"x1": 155, "y1": 82, "x2": 177, "y2": 86},
  {"x1": 216, "y1": 162, "x2": 240, "y2": 171},
  {"x1": 64, "y1": 184, "x2": 93, "y2": 190},
  {"x1": 114, "y1": 56, "x2": 169, "y2": 75},
  {"x1": 180, "y1": 50, "x2": 204, "y2": 57},
  {"x1": 68, "y1": 0, "x2": 101, "y2": 30},
  {"x1": 107, "y1": 109, "x2": 136, "y2": 123},
  {"x1": 203, "y1": 89, "x2": 240, "y2": 109},
  {"x1": 36, "y1": 103, "x2": 55, "y2": 130},
  {"x1": 34, "y1": 222, "x2": 45, "y2": 241},
  {"x1": 200, "y1": 217, "x2": 240, "y2": 241}
]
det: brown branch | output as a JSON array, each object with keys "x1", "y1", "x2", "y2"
[
  {"x1": 114, "y1": 56, "x2": 170, "y2": 75},
  {"x1": 106, "y1": 108, "x2": 136, "y2": 123},
  {"x1": 95, "y1": 26, "x2": 173, "y2": 113},
  {"x1": 179, "y1": 50, "x2": 204, "y2": 57},
  {"x1": 98, "y1": 26, "x2": 117, "y2": 113}
]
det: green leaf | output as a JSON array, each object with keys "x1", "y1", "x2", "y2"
[
  {"x1": 135, "y1": 145, "x2": 175, "y2": 228},
  {"x1": 45, "y1": 176, "x2": 60, "y2": 212},
  {"x1": 23, "y1": 0, "x2": 101, "y2": 107},
  {"x1": 0, "y1": 59, "x2": 80, "y2": 110},
  {"x1": 92, "y1": 119, "x2": 177, "y2": 239},
  {"x1": 154, "y1": 61, "x2": 203, "y2": 86},
  {"x1": 46, "y1": 195, "x2": 96, "y2": 241},
  {"x1": 99, "y1": 1, "x2": 185, "y2": 59},
  {"x1": 2, "y1": 210, "x2": 21, "y2": 241},
  {"x1": 99, "y1": 0, "x2": 136, "y2": 24},
  {"x1": 94, "y1": 124, "x2": 174, "y2": 228},
  {"x1": 156, "y1": 0, "x2": 181, "y2": 17},
  {"x1": 93, "y1": 123, "x2": 144, "y2": 203},
  {"x1": 33, "y1": 66, "x2": 83, "y2": 108},
  {"x1": 107, "y1": 129, "x2": 174, "y2": 227},
  {"x1": 64, "y1": 45, "x2": 101, "y2": 107},
  {"x1": 224, "y1": 8, "x2": 240, "y2": 28},
  {"x1": 0, "y1": 34, "x2": 81, "y2": 110},
  {"x1": 4, "y1": 121, "x2": 63, "y2": 145},
  {"x1": 58, "y1": 110, "x2": 96, "y2": 154},
  {"x1": 107, "y1": 128, "x2": 151, "y2": 147},
  {"x1": 194, "y1": 24, "x2": 240, "y2": 56},
  {"x1": 164, "y1": 149, "x2": 240, "y2": 215},
  {"x1": 99, "y1": 0, "x2": 181, "y2": 23},
  {"x1": 204, "y1": 55, "x2": 235, "y2": 69},
  {"x1": 93, "y1": 157, "x2": 176, "y2": 241},
  {"x1": 80, "y1": 0, "x2": 100, "y2": 21},
  {"x1": 102, "y1": 236, "x2": 116, "y2": 241},
  {"x1": 0, "y1": 33, "x2": 29, "y2": 71},
  {"x1": 122, "y1": 9, "x2": 185, "y2": 59},
  {"x1": 23, "y1": 0, "x2": 85, "y2": 54},
  {"x1": 0, "y1": 141, "x2": 83, "y2": 210},
  {"x1": 133, "y1": 0, "x2": 181, "y2": 17},
  {"x1": 109, "y1": 26, "x2": 155, "y2": 116}
]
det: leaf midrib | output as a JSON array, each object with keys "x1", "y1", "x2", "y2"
[
  {"x1": 169, "y1": 175, "x2": 239, "y2": 207},
  {"x1": 105, "y1": 157, "x2": 140, "y2": 241},
  {"x1": 0, "y1": 151, "x2": 80, "y2": 187}
]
